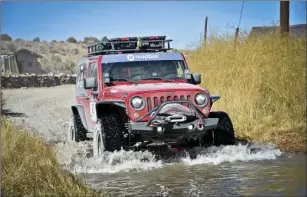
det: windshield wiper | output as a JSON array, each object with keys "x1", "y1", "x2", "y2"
[
  {"x1": 110, "y1": 78, "x2": 137, "y2": 84},
  {"x1": 140, "y1": 77, "x2": 172, "y2": 82}
]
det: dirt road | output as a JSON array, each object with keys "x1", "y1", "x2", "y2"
[{"x1": 2, "y1": 85, "x2": 76, "y2": 143}]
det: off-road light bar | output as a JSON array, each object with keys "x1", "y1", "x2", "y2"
[
  {"x1": 139, "y1": 36, "x2": 166, "y2": 41},
  {"x1": 87, "y1": 35, "x2": 172, "y2": 56}
]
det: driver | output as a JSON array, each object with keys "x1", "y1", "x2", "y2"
[
  {"x1": 163, "y1": 63, "x2": 178, "y2": 77},
  {"x1": 110, "y1": 66, "x2": 129, "y2": 80}
]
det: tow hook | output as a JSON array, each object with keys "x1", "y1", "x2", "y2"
[{"x1": 197, "y1": 123, "x2": 204, "y2": 130}]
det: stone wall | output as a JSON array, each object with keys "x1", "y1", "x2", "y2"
[{"x1": 1, "y1": 73, "x2": 76, "y2": 89}]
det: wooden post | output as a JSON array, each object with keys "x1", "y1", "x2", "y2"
[
  {"x1": 280, "y1": 1, "x2": 290, "y2": 36},
  {"x1": 234, "y1": 27, "x2": 239, "y2": 48},
  {"x1": 204, "y1": 16, "x2": 208, "y2": 47}
]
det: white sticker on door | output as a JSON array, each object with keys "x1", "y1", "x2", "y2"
[{"x1": 90, "y1": 99, "x2": 97, "y2": 122}]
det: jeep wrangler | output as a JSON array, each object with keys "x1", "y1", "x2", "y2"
[{"x1": 67, "y1": 36, "x2": 235, "y2": 156}]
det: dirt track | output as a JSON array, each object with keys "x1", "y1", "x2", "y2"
[{"x1": 2, "y1": 85, "x2": 76, "y2": 143}]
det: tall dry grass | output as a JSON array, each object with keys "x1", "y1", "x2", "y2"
[
  {"x1": 1, "y1": 119, "x2": 107, "y2": 197},
  {"x1": 187, "y1": 33, "x2": 306, "y2": 152}
]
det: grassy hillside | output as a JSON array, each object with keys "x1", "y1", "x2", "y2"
[
  {"x1": 187, "y1": 34, "x2": 306, "y2": 152},
  {"x1": 0, "y1": 118, "x2": 107, "y2": 197}
]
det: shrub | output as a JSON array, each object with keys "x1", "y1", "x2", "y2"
[
  {"x1": 15, "y1": 38, "x2": 24, "y2": 42},
  {"x1": 33, "y1": 37, "x2": 40, "y2": 42},
  {"x1": 66, "y1": 37, "x2": 77, "y2": 43},
  {"x1": 83, "y1": 37, "x2": 99, "y2": 44}
]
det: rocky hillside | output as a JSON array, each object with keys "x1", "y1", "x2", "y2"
[
  {"x1": 0, "y1": 34, "x2": 101, "y2": 74},
  {"x1": 0, "y1": 34, "x2": 185, "y2": 74}
]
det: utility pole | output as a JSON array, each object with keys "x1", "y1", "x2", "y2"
[
  {"x1": 204, "y1": 16, "x2": 208, "y2": 47},
  {"x1": 234, "y1": 27, "x2": 239, "y2": 48},
  {"x1": 280, "y1": 1, "x2": 290, "y2": 36}
]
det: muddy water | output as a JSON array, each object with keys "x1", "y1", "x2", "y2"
[{"x1": 55, "y1": 142, "x2": 306, "y2": 197}]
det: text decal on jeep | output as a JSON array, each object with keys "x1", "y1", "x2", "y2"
[{"x1": 90, "y1": 98, "x2": 97, "y2": 122}]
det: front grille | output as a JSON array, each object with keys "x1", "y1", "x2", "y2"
[{"x1": 146, "y1": 95, "x2": 189, "y2": 111}]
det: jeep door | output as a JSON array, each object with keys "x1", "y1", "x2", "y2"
[
  {"x1": 84, "y1": 60, "x2": 99, "y2": 131},
  {"x1": 76, "y1": 62, "x2": 92, "y2": 131}
]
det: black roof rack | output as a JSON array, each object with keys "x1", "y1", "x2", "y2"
[{"x1": 87, "y1": 36, "x2": 173, "y2": 57}]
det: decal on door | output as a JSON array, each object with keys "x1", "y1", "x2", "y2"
[{"x1": 90, "y1": 98, "x2": 97, "y2": 122}]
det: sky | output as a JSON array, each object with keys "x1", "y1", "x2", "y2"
[{"x1": 1, "y1": 1, "x2": 306, "y2": 49}]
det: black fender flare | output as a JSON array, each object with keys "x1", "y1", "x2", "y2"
[
  {"x1": 95, "y1": 100, "x2": 126, "y2": 109},
  {"x1": 95, "y1": 100, "x2": 127, "y2": 122},
  {"x1": 71, "y1": 104, "x2": 88, "y2": 131}
]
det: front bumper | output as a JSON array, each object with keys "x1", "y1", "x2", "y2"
[
  {"x1": 126, "y1": 118, "x2": 218, "y2": 140},
  {"x1": 126, "y1": 100, "x2": 219, "y2": 141}
]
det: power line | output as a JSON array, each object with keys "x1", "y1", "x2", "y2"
[{"x1": 237, "y1": 1, "x2": 245, "y2": 28}]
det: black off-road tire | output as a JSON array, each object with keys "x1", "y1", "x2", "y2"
[
  {"x1": 209, "y1": 111, "x2": 235, "y2": 146},
  {"x1": 95, "y1": 112, "x2": 124, "y2": 153},
  {"x1": 67, "y1": 114, "x2": 88, "y2": 142}
]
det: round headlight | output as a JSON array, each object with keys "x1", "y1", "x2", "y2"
[
  {"x1": 130, "y1": 96, "x2": 145, "y2": 110},
  {"x1": 195, "y1": 93, "x2": 208, "y2": 106}
]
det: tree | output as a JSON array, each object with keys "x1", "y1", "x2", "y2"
[
  {"x1": 33, "y1": 37, "x2": 40, "y2": 42},
  {"x1": 66, "y1": 37, "x2": 77, "y2": 43},
  {"x1": 1, "y1": 34, "x2": 12, "y2": 41}
]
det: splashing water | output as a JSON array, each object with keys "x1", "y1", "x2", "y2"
[
  {"x1": 73, "y1": 149, "x2": 164, "y2": 174},
  {"x1": 53, "y1": 141, "x2": 283, "y2": 174},
  {"x1": 156, "y1": 184, "x2": 173, "y2": 197},
  {"x1": 181, "y1": 143, "x2": 282, "y2": 166}
]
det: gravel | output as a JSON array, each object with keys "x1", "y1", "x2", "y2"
[{"x1": 2, "y1": 85, "x2": 77, "y2": 143}]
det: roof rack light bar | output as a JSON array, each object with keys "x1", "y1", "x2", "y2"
[{"x1": 87, "y1": 36, "x2": 172, "y2": 56}]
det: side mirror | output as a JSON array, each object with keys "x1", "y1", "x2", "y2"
[
  {"x1": 84, "y1": 77, "x2": 97, "y2": 89},
  {"x1": 191, "y1": 73, "x2": 201, "y2": 85}
]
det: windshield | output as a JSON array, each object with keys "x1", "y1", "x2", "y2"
[{"x1": 103, "y1": 60, "x2": 186, "y2": 82}]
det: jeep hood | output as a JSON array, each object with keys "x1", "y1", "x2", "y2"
[{"x1": 105, "y1": 82, "x2": 205, "y2": 96}]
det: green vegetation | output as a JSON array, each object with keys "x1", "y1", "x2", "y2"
[
  {"x1": 187, "y1": 33, "x2": 306, "y2": 152},
  {"x1": 0, "y1": 119, "x2": 107, "y2": 197},
  {"x1": 33, "y1": 37, "x2": 41, "y2": 42},
  {"x1": 0, "y1": 34, "x2": 12, "y2": 41},
  {"x1": 67, "y1": 37, "x2": 77, "y2": 43}
]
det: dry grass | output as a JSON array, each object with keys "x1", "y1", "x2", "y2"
[
  {"x1": 187, "y1": 33, "x2": 306, "y2": 152},
  {"x1": 1, "y1": 119, "x2": 108, "y2": 197}
]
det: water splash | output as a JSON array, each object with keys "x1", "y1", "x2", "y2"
[
  {"x1": 73, "y1": 149, "x2": 164, "y2": 174},
  {"x1": 156, "y1": 184, "x2": 173, "y2": 197},
  {"x1": 53, "y1": 141, "x2": 163, "y2": 174},
  {"x1": 53, "y1": 141, "x2": 282, "y2": 174},
  {"x1": 181, "y1": 143, "x2": 282, "y2": 166}
]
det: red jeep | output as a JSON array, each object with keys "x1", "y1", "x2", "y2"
[{"x1": 67, "y1": 36, "x2": 235, "y2": 156}]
